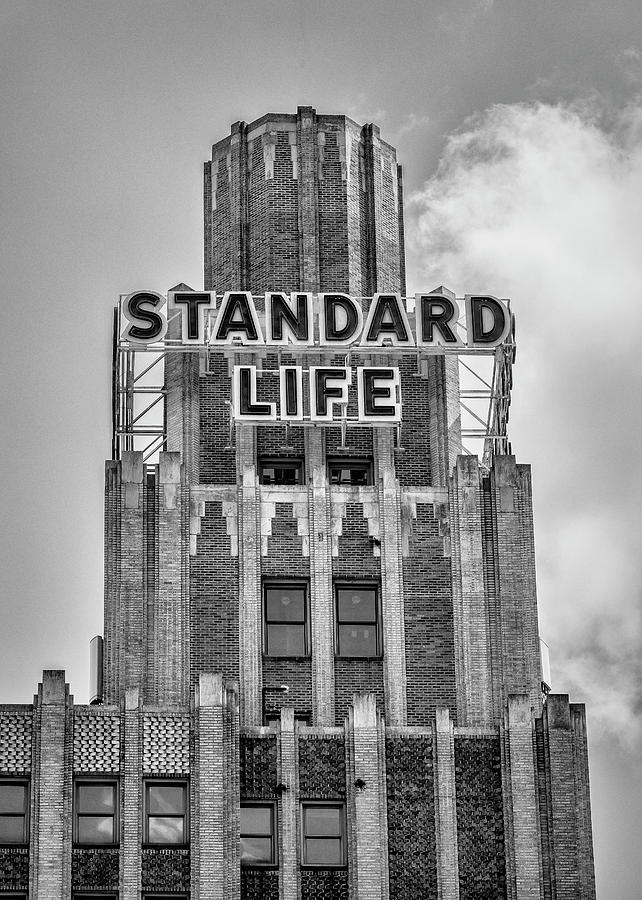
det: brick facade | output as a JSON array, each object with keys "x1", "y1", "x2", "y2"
[{"x1": 0, "y1": 107, "x2": 594, "y2": 898}]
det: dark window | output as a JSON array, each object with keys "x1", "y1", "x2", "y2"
[
  {"x1": 74, "y1": 780, "x2": 118, "y2": 846},
  {"x1": 336, "y1": 585, "x2": 380, "y2": 656},
  {"x1": 301, "y1": 803, "x2": 345, "y2": 866},
  {"x1": 74, "y1": 895, "x2": 118, "y2": 899},
  {"x1": 264, "y1": 711, "x2": 311, "y2": 726},
  {"x1": 144, "y1": 781, "x2": 188, "y2": 845},
  {"x1": 240, "y1": 802, "x2": 277, "y2": 865},
  {"x1": 264, "y1": 583, "x2": 308, "y2": 657},
  {"x1": 0, "y1": 780, "x2": 28, "y2": 844},
  {"x1": 328, "y1": 459, "x2": 373, "y2": 486},
  {"x1": 259, "y1": 458, "x2": 304, "y2": 485}
]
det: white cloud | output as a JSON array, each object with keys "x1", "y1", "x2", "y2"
[{"x1": 406, "y1": 101, "x2": 642, "y2": 748}]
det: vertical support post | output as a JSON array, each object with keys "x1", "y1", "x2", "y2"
[
  {"x1": 279, "y1": 708, "x2": 300, "y2": 900},
  {"x1": 433, "y1": 707, "x2": 460, "y2": 900},
  {"x1": 375, "y1": 430, "x2": 407, "y2": 726},
  {"x1": 306, "y1": 429, "x2": 335, "y2": 725},
  {"x1": 236, "y1": 426, "x2": 262, "y2": 725},
  {"x1": 193, "y1": 674, "x2": 240, "y2": 900},
  {"x1": 120, "y1": 452, "x2": 146, "y2": 695},
  {"x1": 30, "y1": 671, "x2": 72, "y2": 900},
  {"x1": 346, "y1": 694, "x2": 389, "y2": 900},
  {"x1": 122, "y1": 687, "x2": 142, "y2": 900}
]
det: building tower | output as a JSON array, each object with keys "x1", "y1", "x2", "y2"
[{"x1": 0, "y1": 107, "x2": 595, "y2": 900}]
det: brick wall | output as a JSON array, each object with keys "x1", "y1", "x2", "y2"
[
  {"x1": 190, "y1": 500, "x2": 240, "y2": 691},
  {"x1": 404, "y1": 504, "x2": 456, "y2": 724}
]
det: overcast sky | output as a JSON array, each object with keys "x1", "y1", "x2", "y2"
[{"x1": 1, "y1": 2, "x2": 640, "y2": 896}]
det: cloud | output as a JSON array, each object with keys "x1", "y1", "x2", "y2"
[{"x1": 406, "y1": 101, "x2": 642, "y2": 749}]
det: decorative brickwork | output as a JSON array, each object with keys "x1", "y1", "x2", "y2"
[
  {"x1": 301, "y1": 869, "x2": 350, "y2": 900},
  {"x1": 73, "y1": 710, "x2": 120, "y2": 772},
  {"x1": 71, "y1": 848, "x2": 119, "y2": 891},
  {"x1": 261, "y1": 496, "x2": 310, "y2": 566},
  {"x1": 455, "y1": 736, "x2": 507, "y2": 899},
  {"x1": 0, "y1": 710, "x2": 32, "y2": 773},
  {"x1": 141, "y1": 847, "x2": 191, "y2": 891},
  {"x1": 298, "y1": 735, "x2": 346, "y2": 798},
  {"x1": 386, "y1": 734, "x2": 437, "y2": 899},
  {"x1": 143, "y1": 713, "x2": 190, "y2": 774},
  {"x1": 240, "y1": 735, "x2": 278, "y2": 798},
  {"x1": 241, "y1": 867, "x2": 280, "y2": 900},
  {"x1": 0, "y1": 847, "x2": 29, "y2": 892}
]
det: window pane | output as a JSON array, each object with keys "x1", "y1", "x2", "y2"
[
  {"x1": 266, "y1": 623, "x2": 305, "y2": 656},
  {"x1": 338, "y1": 624, "x2": 378, "y2": 656},
  {"x1": 147, "y1": 784, "x2": 185, "y2": 814},
  {"x1": 77, "y1": 783, "x2": 115, "y2": 813},
  {"x1": 329, "y1": 463, "x2": 371, "y2": 485},
  {"x1": 0, "y1": 784, "x2": 26, "y2": 814},
  {"x1": 0, "y1": 815, "x2": 25, "y2": 842},
  {"x1": 148, "y1": 815, "x2": 184, "y2": 844},
  {"x1": 305, "y1": 837, "x2": 343, "y2": 865},
  {"x1": 78, "y1": 815, "x2": 114, "y2": 843},
  {"x1": 337, "y1": 588, "x2": 376, "y2": 622},
  {"x1": 304, "y1": 805, "x2": 342, "y2": 836},
  {"x1": 266, "y1": 587, "x2": 305, "y2": 622},
  {"x1": 240, "y1": 835, "x2": 273, "y2": 862},
  {"x1": 240, "y1": 805, "x2": 272, "y2": 835}
]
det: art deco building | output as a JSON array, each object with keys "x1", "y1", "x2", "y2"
[{"x1": 0, "y1": 107, "x2": 595, "y2": 899}]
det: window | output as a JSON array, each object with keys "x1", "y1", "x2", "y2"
[
  {"x1": 335, "y1": 585, "x2": 380, "y2": 657},
  {"x1": 264, "y1": 711, "x2": 311, "y2": 727},
  {"x1": 328, "y1": 459, "x2": 373, "y2": 486},
  {"x1": 264, "y1": 583, "x2": 308, "y2": 656},
  {"x1": 240, "y1": 802, "x2": 277, "y2": 865},
  {"x1": 259, "y1": 457, "x2": 304, "y2": 486},
  {"x1": 144, "y1": 781, "x2": 188, "y2": 845},
  {"x1": 0, "y1": 780, "x2": 28, "y2": 844},
  {"x1": 301, "y1": 803, "x2": 345, "y2": 866},
  {"x1": 74, "y1": 780, "x2": 118, "y2": 845},
  {"x1": 74, "y1": 895, "x2": 117, "y2": 900}
]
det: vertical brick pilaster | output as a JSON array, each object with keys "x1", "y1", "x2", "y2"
[
  {"x1": 279, "y1": 708, "x2": 300, "y2": 900},
  {"x1": 492, "y1": 457, "x2": 542, "y2": 715},
  {"x1": 450, "y1": 456, "x2": 493, "y2": 726},
  {"x1": 296, "y1": 106, "x2": 320, "y2": 292},
  {"x1": 569, "y1": 704, "x2": 596, "y2": 899},
  {"x1": 237, "y1": 426, "x2": 262, "y2": 725},
  {"x1": 122, "y1": 687, "x2": 141, "y2": 900},
  {"x1": 346, "y1": 695, "x2": 389, "y2": 900},
  {"x1": 502, "y1": 695, "x2": 542, "y2": 900},
  {"x1": 165, "y1": 294, "x2": 200, "y2": 483},
  {"x1": 307, "y1": 429, "x2": 335, "y2": 725},
  {"x1": 375, "y1": 431, "x2": 407, "y2": 725},
  {"x1": 155, "y1": 451, "x2": 189, "y2": 704},
  {"x1": 542, "y1": 696, "x2": 579, "y2": 900},
  {"x1": 30, "y1": 671, "x2": 72, "y2": 899},
  {"x1": 193, "y1": 674, "x2": 240, "y2": 900},
  {"x1": 427, "y1": 355, "x2": 461, "y2": 488},
  {"x1": 434, "y1": 707, "x2": 460, "y2": 899}
]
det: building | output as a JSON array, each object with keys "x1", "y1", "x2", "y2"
[{"x1": 0, "y1": 107, "x2": 595, "y2": 899}]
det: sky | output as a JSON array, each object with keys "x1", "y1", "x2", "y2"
[{"x1": 1, "y1": 1, "x2": 641, "y2": 896}]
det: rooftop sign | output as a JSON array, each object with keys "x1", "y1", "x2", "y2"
[{"x1": 121, "y1": 290, "x2": 511, "y2": 350}]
